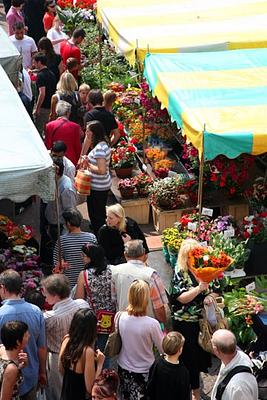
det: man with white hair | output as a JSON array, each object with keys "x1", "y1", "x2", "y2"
[
  {"x1": 111, "y1": 239, "x2": 168, "y2": 325},
  {"x1": 211, "y1": 329, "x2": 258, "y2": 400},
  {"x1": 45, "y1": 100, "x2": 82, "y2": 165}
]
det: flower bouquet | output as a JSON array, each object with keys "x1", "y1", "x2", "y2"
[
  {"x1": 111, "y1": 140, "x2": 137, "y2": 169},
  {"x1": 188, "y1": 246, "x2": 233, "y2": 283}
]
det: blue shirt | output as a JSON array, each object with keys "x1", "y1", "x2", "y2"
[{"x1": 0, "y1": 299, "x2": 46, "y2": 395}]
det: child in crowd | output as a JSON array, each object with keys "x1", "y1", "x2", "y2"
[
  {"x1": 66, "y1": 57, "x2": 79, "y2": 78},
  {"x1": 146, "y1": 331, "x2": 191, "y2": 400},
  {"x1": 78, "y1": 83, "x2": 91, "y2": 127},
  {"x1": 103, "y1": 90, "x2": 116, "y2": 112}
]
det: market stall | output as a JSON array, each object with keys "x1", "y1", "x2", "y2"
[
  {"x1": 0, "y1": 26, "x2": 21, "y2": 84},
  {"x1": 97, "y1": 0, "x2": 267, "y2": 65},
  {"x1": 0, "y1": 65, "x2": 54, "y2": 203},
  {"x1": 143, "y1": 49, "x2": 267, "y2": 161}
]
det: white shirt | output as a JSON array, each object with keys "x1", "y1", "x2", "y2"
[
  {"x1": 47, "y1": 27, "x2": 68, "y2": 54},
  {"x1": 22, "y1": 68, "x2": 32, "y2": 101},
  {"x1": 211, "y1": 350, "x2": 258, "y2": 400},
  {"x1": 10, "y1": 34, "x2": 37, "y2": 69}
]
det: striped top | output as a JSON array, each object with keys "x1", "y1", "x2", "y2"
[
  {"x1": 88, "y1": 141, "x2": 111, "y2": 191},
  {"x1": 53, "y1": 231, "x2": 97, "y2": 288}
]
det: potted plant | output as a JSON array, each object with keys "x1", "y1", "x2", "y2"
[
  {"x1": 118, "y1": 178, "x2": 136, "y2": 199},
  {"x1": 245, "y1": 177, "x2": 267, "y2": 213},
  {"x1": 111, "y1": 140, "x2": 137, "y2": 178},
  {"x1": 133, "y1": 173, "x2": 153, "y2": 197}
]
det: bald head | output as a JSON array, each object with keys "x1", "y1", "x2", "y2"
[{"x1": 212, "y1": 329, "x2": 237, "y2": 355}]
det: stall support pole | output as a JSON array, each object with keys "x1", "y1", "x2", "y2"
[
  {"x1": 55, "y1": 176, "x2": 62, "y2": 271},
  {"x1": 197, "y1": 127, "x2": 205, "y2": 227},
  {"x1": 98, "y1": 23, "x2": 103, "y2": 91}
]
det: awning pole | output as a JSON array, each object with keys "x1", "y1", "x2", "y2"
[
  {"x1": 197, "y1": 125, "x2": 205, "y2": 228},
  {"x1": 55, "y1": 175, "x2": 62, "y2": 271},
  {"x1": 98, "y1": 23, "x2": 103, "y2": 91}
]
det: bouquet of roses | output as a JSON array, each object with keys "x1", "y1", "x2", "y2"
[{"x1": 188, "y1": 246, "x2": 233, "y2": 283}]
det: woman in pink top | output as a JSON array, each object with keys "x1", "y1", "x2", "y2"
[
  {"x1": 116, "y1": 280, "x2": 163, "y2": 400},
  {"x1": 6, "y1": 0, "x2": 25, "y2": 36}
]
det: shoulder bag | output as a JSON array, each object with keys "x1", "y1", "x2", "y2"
[
  {"x1": 104, "y1": 311, "x2": 123, "y2": 358},
  {"x1": 83, "y1": 270, "x2": 115, "y2": 335},
  {"x1": 215, "y1": 365, "x2": 252, "y2": 400},
  {"x1": 198, "y1": 296, "x2": 228, "y2": 354}
]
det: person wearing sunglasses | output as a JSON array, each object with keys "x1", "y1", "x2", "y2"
[{"x1": 43, "y1": 0, "x2": 56, "y2": 33}]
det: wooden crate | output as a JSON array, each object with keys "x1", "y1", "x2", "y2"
[
  {"x1": 152, "y1": 205, "x2": 193, "y2": 233},
  {"x1": 121, "y1": 198, "x2": 150, "y2": 224},
  {"x1": 220, "y1": 202, "x2": 249, "y2": 221}
]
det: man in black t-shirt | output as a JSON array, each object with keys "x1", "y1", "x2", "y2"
[
  {"x1": 33, "y1": 52, "x2": 56, "y2": 137},
  {"x1": 84, "y1": 89, "x2": 120, "y2": 146}
]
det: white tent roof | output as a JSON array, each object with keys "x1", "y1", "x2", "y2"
[
  {"x1": 0, "y1": 65, "x2": 55, "y2": 202},
  {"x1": 0, "y1": 26, "x2": 21, "y2": 84}
]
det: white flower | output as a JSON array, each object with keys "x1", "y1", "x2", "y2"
[{"x1": 203, "y1": 255, "x2": 210, "y2": 262}]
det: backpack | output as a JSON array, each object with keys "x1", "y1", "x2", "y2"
[
  {"x1": 215, "y1": 365, "x2": 252, "y2": 400},
  {"x1": 57, "y1": 92, "x2": 81, "y2": 123}
]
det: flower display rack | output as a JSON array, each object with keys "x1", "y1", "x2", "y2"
[
  {"x1": 121, "y1": 198, "x2": 150, "y2": 225},
  {"x1": 152, "y1": 205, "x2": 194, "y2": 233}
]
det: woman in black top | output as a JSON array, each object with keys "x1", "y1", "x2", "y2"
[
  {"x1": 98, "y1": 203, "x2": 149, "y2": 265},
  {"x1": 38, "y1": 37, "x2": 64, "y2": 83}
]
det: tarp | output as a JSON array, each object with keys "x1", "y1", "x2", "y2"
[
  {"x1": 97, "y1": 0, "x2": 267, "y2": 65},
  {"x1": 143, "y1": 49, "x2": 267, "y2": 161},
  {"x1": 0, "y1": 26, "x2": 21, "y2": 84},
  {"x1": 0, "y1": 65, "x2": 55, "y2": 202}
]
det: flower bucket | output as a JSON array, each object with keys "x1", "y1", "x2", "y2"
[
  {"x1": 115, "y1": 167, "x2": 133, "y2": 179},
  {"x1": 75, "y1": 170, "x2": 91, "y2": 195},
  {"x1": 119, "y1": 187, "x2": 135, "y2": 199},
  {"x1": 162, "y1": 244, "x2": 170, "y2": 264},
  {"x1": 137, "y1": 187, "x2": 149, "y2": 198}
]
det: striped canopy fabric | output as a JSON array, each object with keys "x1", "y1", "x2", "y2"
[
  {"x1": 143, "y1": 50, "x2": 267, "y2": 161},
  {"x1": 97, "y1": 0, "x2": 267, "y2": 65}
]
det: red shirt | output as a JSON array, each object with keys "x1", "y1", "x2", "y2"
[
  {"x1": 60, "y1": 41, "x2": 81, "y2": 79},
  {"x1": 45, "y1": 118, "x2": 82, "y2": 166},
  {"x1": 43, "y1": 12, "x2": 55, "y2": 32}
]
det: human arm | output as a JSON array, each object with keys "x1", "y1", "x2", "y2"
[
  {"x1": 38, "y1": 347, "x2": 47, "y2": 387},
  {"x1": 34, "y1": 86, "x2": 46, "y2": 115},
  {"x1": 75, "y1": 271, "x2": 86, "y2": 299},
  {"x1": 58, "y1": 60, "x2": 65, "y2": 76},
  {"x1": 49, "y1": 94, "x2": 58, "y2": 121},
  {"x1": 150, "y1": 272, "x2": 169, "y2": 325},
  {"x1": 151, "y1": 320, "x2": 164, "y2": 353},
  {"x1": 80, "y1": 128, "x2": 92, "y2": 156},
  {"x1": 30, "y1": 39, "x2": 38, "y2": 60},
  {"x1": 89, "y1": 158, "x2": 107, "y2": 175},
  {"x1": 110, "y1": 128, "x2": 120, "y2": 147},
  {"x1": 126, "y1": 218, "x2": 149, "y2": 253},
  {"x1": 58, "y1": 335, "x2": 68, "y2": 375},
  {"x1": 177, "y1": 282, "x2": 209, "y2": 304},
  {"x1": 84, "y1": 347, "x2": 105, "y2": 395},
  {"x1": 0, "y1": 363, "x2": 19, "y2": 400},
  {"x1": 61, "y1": 189, "x2": 77, "y2": 211}
]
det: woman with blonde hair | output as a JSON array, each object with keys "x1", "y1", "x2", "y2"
[
  {"x1": 170, "y1": 238, "x2": 216, "y2": 400},
  {"x1": 116, "y1": 280, "x2": 163, "y2": 399},
  {"x1": 49, "y1": 71, "x2": 80, "y2": 122},
  {"x1": 46, "y1": 15, "x2": 68, "y2": 55},
  {"x1": 98, "y1": 203, "x2": 149, "y2": 265}
]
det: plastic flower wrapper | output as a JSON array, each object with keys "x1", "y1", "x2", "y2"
[
  {"x1": 240, "y1": 213, "x2": 267, "y2": 242},
  {"x1": 188, "y1": 246, "x2": 233, "y2": 283}
]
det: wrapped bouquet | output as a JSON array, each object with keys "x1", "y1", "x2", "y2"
[{"x1": 188, "y1": 246, "x2": 233, "y2": 283}]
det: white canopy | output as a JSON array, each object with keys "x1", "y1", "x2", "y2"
[
  {"x1": 0, "y1": 26, "x2": 21, "y2": 84},
  {"x1": 0, "y1": 65, "x2": 55, "y2": 202}
]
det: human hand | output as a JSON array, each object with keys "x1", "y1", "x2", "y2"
[
  {"x1": 33, "y1": 109, "x2": 40, "y2": 118},
  {"x1": 204, "y1": 294, "x2": 214, "y2": 306},
  {"x1": 38, "y1": 371, "x2": 47, "y2": 388},
  {"x1": 95, "y1": 349, "x2": 105, "y2": 366},
  {"x1": 122, "y1": 233, "x2": 131, "y2": 243},
  {"x1": 18, "y1": 351, "x2": 28, "y2": 368},
  {"x1": 198, "y1": 282, "x2": 209, "y2": 293}
]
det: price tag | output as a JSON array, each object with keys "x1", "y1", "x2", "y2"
[
  {"x1": 223, "y1": 228, "x2": 235, "y2": 239},
  {"x1": 202, "y1": 207, "x2": 213, "y2": 217},
  {"x1": 246, "y1": 282, "x2": 256, "y2": 293},
  {"x1": 188, "y1": 222, "x2": 197, "y2": 232},
  {"x1": 200, "y1": 241, "x2": 208, "y2": 247},
  {"x1": 142, "y1": 164, "x2": 147, "y2": 172}
]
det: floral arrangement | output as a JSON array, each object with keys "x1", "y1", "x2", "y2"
[
  {"x1": 128, "y1": 119, "x2": 153, "y2": 144},
  {"x1": 240, "y1": 213, "x2": 267, "y2": 242},
  {"x1": 153, "y1": 159, "x2": 174, "y2": 171},
  {"x1": 56, "y1": 5, "x2": 94, "y2": 33},
  {"x1": 212, "y1": 215, "x2": 235, "y2": 233},
  {"x1": 111, "y1": 140, "x2": 137, "y2": 169},
  {"x1": 209, "y1": 233, "x2": 250, "y2": 271},
  {"x1": 0, "y1": 246, "x2": 42, "y2": 295},
  {"x1": 148, "y1": 176, "x2": 189, "y2": 210},
  {"x1": 133, "y1": 173, "x2": 153, "y2": 197},
  {"x1": 118, "y1": 178, "x2": 136, "y2": 199},
  {"x1": 107, "y1": 82, "x2": 125, "y2": 93},
  {"x1": 154, "y1": 167, "x2": 169, "y2": 179},
  {"x1": 57, "y1": 0, "x2": 96, "y2": 9},
  {"x1": 0, "y1": 215, "x2": 33, "y2": 246},
  {"x1": 145, "y1": 148, "x2": 166, "y2": 162},
  {"x1": 188, "y1": 246, "x2": 233, "y2": 282},
  {"x1": 245, "y1": 177, "x2": 267, "y2": 212}
]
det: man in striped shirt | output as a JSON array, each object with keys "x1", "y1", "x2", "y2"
[
  {"x1": 53, "y1": 208, "x2": 97, "y2": 288},
  {"x1": 42, "y1": 274, "x2": 89, "y2": 400}
]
